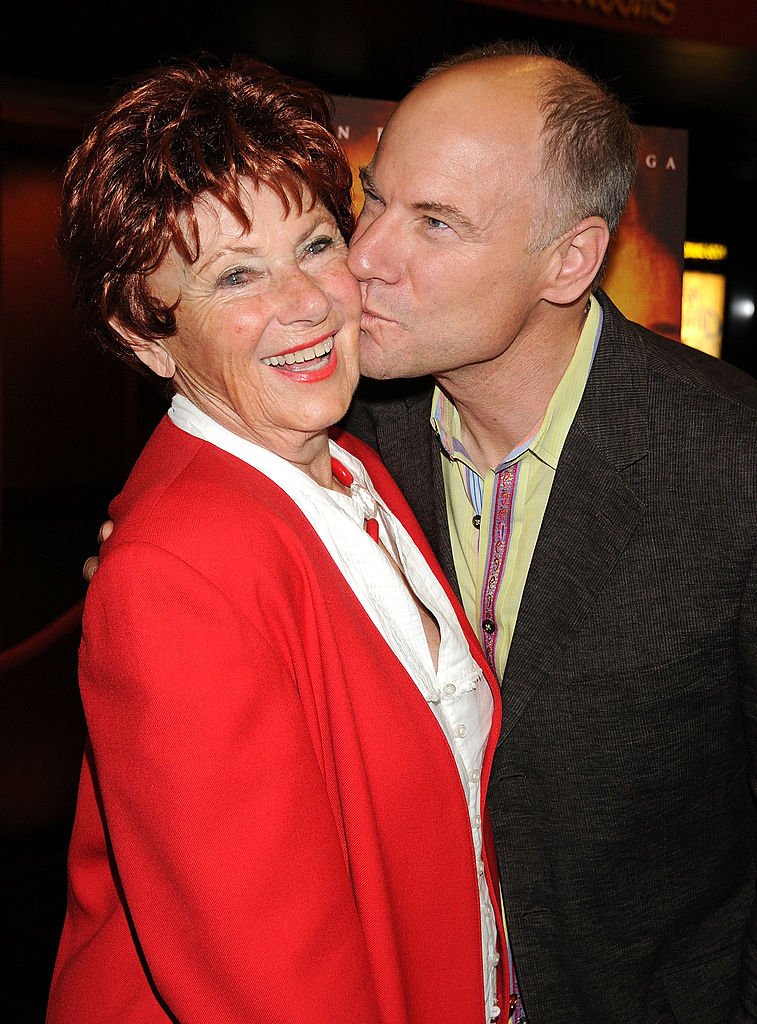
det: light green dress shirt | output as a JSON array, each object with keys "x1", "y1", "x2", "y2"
[{"x1": 432, "y1": 296, "x2": 602, "y2": 682}]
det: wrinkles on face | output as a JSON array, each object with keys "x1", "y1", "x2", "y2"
[{"x1": 144, "y1": 182, "x2": 362, "y2": 462}]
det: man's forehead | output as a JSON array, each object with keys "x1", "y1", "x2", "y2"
[
  {"x1": 385, "y1": 61, "x2": 545, "y2": 143},
  {"x1": 370, "y1": 103, "x2": 535, "y2": 199}
]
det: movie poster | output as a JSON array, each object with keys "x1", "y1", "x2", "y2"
[
  {"x1": 330, "y1": 96, "x2": 398, "y2": 211},
  {"x1": 331, "y1": 94, "x2": 688, "y2": 342},
  {"x1": 603, "y1": 125, "x2": 688, "y2": 340}
]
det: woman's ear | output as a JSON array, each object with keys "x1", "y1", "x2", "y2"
[
  {"x1": 108, "y1": 318, "x2": 176, "y2": 379},
  {"x1": 541, "y1": 216, "x2": 610, "y2": 305}
]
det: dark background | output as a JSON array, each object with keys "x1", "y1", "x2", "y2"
[{"x1": 2, "y1": 2, "x2": 755, "y2": 1020}]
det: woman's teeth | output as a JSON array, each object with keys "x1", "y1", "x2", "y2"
[{"x1": 262, "y1": 336, "x2": 334, "y2": 367}]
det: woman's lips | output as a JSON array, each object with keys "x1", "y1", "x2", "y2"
[
  {"x1": 260, "y1": 333, "x2": 338, "y2": 383},
  {"x1": 261, "y1": 333, "x2": 334, "y2": 367}
]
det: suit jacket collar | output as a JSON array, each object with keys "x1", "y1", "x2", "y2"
[
  {"x1": 499, "y1": 292, "x2": 650, "y2": 739},
  {"x1": 575, "y1": 290, "x2": 650, "y2": 469}
]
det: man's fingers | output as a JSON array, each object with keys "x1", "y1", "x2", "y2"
[
  {"x1": 85, "y1": 520, "x2": 113, "y2": 582},
  {"x1": 98, "y1": 520, "x2": 114, "y2": 544},
  {"x1": 83, "y1": 556, "x2": 100, "y2": 583}
]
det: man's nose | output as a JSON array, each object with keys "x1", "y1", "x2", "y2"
[{"x1": 347, "y1": 213, "x2": 400, "y2": 284}]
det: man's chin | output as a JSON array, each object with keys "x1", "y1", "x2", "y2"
[
  {"x1": 358, "y1": 329, "x2": 431, "y2": 382},
  {"x1": 357, "y1": 361, "x2": 394, "y2": 381},
  {"x1": 358, "y1": 360, "x2": 431, "y2": 382},
  {"x1": 358, "y1": 332, "x2": 392, "y2": 380}
]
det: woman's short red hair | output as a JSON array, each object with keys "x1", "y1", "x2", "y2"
[{"x1": 58, "y1": 54, "x2": 356, "y2": 377}]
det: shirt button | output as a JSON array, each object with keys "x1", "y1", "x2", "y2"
[
  {"x1": 442, "y1": 683, "x2": 457, "y2": 697},
  {"x1": 478, "y1": 862, "x2": 485, "y2": 876},
  {"x1": 470, "y1": 769, "x2": 480, "y2": 782},
  {"x1": 454, "y1": 723, "x2": 468, "y2": 739},
  {"x1": 489, "y1": 951, "x2": 500, "y2": 966},
  {"x1": 482, "y1": 619, "x2": 496, "y2": 634},
  {"x1": 475, "y1": 814, "x2": 481, "y2": 827},
  {"x1": 472, "y1": 514, "x2": 481, "y2": 529}
]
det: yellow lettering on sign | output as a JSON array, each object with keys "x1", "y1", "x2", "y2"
[{"x1": 684, "y1": 241, "x2": 728, "y2": 262}]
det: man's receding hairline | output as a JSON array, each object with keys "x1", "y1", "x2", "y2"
[
  {"x1": 415, "y1": 49, "x2": 603, "y2": 119},
  {"x1": 415, "y1": 52, "x2": 552, "y2": 92},
  {"x1": 405, "y1": 53, "x2": 571, "y2": 138}
]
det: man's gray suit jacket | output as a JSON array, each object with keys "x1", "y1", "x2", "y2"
[{"x1": 342, "y1": 291, "x2": 757, "y2": 1024}]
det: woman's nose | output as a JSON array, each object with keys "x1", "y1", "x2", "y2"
[{"x1": 276, "y1": 268, "x2": 331, "y2": 325}]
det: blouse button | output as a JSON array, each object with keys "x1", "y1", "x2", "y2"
[
  {"x1": 482, "y1": 619, "x2": 496, "y2": 634},
  {"x1": 472, "y1": 514, "x2": 482, "y2": 529}
]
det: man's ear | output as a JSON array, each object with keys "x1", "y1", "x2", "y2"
[
  {"x1": 109, "y1": 318, "x2": 176, "y2": 379},
  {"x1": 541, "y1": 217, "x2": 610, "y2": 305}
]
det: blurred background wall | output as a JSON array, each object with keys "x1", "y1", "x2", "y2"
[{"x1": 1, "y1": 2, "x2": 755, "y2": 1019}]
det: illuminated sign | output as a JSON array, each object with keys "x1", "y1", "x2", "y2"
[
  {"x1": 684, "y1": 241, "x2": 728, "y2": 262},
  {"x1": 681, "y1": 271, "x2": 726, "y2": 358}
]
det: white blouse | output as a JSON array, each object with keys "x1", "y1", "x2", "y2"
[{"x1": 169, "y1": 395, "x2": 501, "y2": 1021}]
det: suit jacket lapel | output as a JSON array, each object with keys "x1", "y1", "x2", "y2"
[{"x1": 499, "y1": 295, "x2": 651, "y2": 742}]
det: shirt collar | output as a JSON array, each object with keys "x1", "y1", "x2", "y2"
[
  {"x1": 431, "y1": 295, "x2": 603, "y2": 473},
  {"x1": 168, "y1": 393, "x2": 382, "y2": 530}
]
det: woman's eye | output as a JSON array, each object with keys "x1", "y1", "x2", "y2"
[
  {"x1": 304, "y1": 235, "x2": 335, "y2": 257},
  {"x1": 218, "y1": 267, "x2": 250, "y2": 288}
]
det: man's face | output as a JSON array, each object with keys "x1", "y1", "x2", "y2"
[{"x1": 347, "y1": 65, "x2": 553, "y2": 382}]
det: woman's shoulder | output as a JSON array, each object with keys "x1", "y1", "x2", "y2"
[{"x1": 106, "y1": 417, "x2": 303, "y2": 559}]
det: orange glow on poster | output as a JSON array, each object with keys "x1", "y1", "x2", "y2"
[{"x1": 331, "y1": 96, "x2": 397, "y2": 212}]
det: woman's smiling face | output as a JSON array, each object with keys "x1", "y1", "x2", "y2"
[{"x1": 135, "y1": 180, "x2": 362, "y2": 459}]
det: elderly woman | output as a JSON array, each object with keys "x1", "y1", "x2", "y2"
[{"x1": 47, "y1": 57, "x2": 506, "y2": 1024}]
